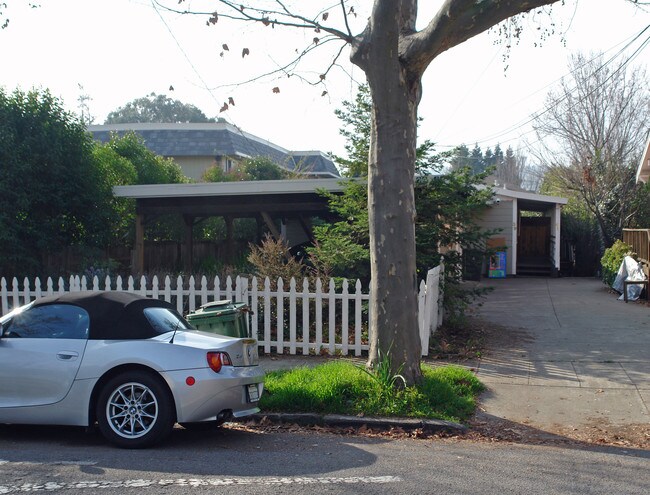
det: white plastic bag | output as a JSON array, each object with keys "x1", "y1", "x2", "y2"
[{"x1": 612, "y1": 256, "x2": 646, "y2": 301}]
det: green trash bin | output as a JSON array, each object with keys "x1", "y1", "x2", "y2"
[{"x1": 186, "y1": 300, "x2": 249, "y2": 338}]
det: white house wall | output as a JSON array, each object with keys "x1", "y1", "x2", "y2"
[
  {"x1": 174, "y1": 156, "x2": 217, "y2": 180},
  {"x1": 476, "y1": 198, "x2": 516, "y2": 275}
]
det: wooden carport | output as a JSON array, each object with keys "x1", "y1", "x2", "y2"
[{"x1": 112, "y1": 179, "x2": 349, "y2": 275}]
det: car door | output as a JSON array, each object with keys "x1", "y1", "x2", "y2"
[{"x1": 0, "y1": 303, "x2": 89, "y2": 408}]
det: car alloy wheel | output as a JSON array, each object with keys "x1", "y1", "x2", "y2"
[
  {"x1": 106, "y1": 382, "x2": 158, "y2": 439},
  {"x1": 97, "y1": 371, "x2": 175, "y2": 448}
]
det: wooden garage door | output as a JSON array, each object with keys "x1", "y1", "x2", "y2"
[{"x1": 518, "y1": 217, "x2": 550, "y2": 257}]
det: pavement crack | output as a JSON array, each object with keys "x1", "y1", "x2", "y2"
[{"x1": 545, "y1": 279, "x2": 562, "y2": 328}]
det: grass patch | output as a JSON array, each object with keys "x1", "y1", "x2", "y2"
[{"x1": 259, "y1": 361, "x2": 484, "y2": 423}]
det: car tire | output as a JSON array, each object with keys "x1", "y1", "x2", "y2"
[{"x1": 96, "y1": 371, "x2": 175, "y2": 449}]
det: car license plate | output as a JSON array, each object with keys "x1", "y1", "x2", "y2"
[{"x1": 247, "y1": 384, "x2": 259, "y2": 402}]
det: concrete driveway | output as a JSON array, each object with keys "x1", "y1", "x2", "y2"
[{"x1": 472, "y1": 276, "x2": 650, "y2": 435}]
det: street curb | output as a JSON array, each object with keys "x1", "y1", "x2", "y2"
[{"x1": 242, "y1": 413, "x2": 467, "y2": 434}]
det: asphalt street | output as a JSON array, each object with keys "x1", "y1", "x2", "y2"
[{"x1": 0, "y1": 424, "x2": 648, "y2": 495}]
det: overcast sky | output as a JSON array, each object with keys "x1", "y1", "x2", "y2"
[{"x1": 1, "y1": 0, "x2": 648, "y2": 159}]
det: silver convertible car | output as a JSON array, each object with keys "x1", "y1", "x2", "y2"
[{"x1": 0, "y1": 291, "x2": 264, "y2": 448}]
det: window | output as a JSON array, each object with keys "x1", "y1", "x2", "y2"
[
  {"x1": 3, "y1": 304, "x2": 89, "y2": 339},
  {"x1": 143, "y1": 307, "x2": 192, "y2": 335}
]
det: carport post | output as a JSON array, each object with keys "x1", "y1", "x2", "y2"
[
  {"x1": 225, "y1": 215, "x2": 234, "y2": 264},
  {"x1": 183, "y1": 215, "x2": 195, "y2": 273},
  {"x1": 552, "y1": 204, "x2": 562, "y2": 275},
  {"x1": 133, "y1": 211, "x2": 145, "y2": 276}
]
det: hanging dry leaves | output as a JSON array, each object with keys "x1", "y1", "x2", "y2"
[
  {"x1": 313, "y1": 37, "x2": 319, "y2": 45},
  {"x1": 228, "y1": 97, "x2": 235, "y2": 106},
  {"x1": 222, "y1": 44, "x2": 229, "y2": 51},
  {"x1": 220, "y1": 103, "x2": 229, "y2": 112},
  {"x1": 272, "y1": 87, "x2": 280, "y2": 94},
  {"x1": 207, "y1": 12, "x2": 218, "y2": 25},
  {"x1": 169, "y1": 85, "x2": 174, "y2": 91},
  {"x1": 242, "y1": 48, "x2": 250, "y2": 58},
  {"x1": 321, "y1": 91, "x2": 328, "y2": 97},
  {"x1": 322, "y1": 12, "x2": 329, "y2": 21},
  {"x1": 319, "y1": 74, "x2": 326, "y2": 81},
  {"x1": 262, "y1": 17, "x2": 270, "y2": 26}
]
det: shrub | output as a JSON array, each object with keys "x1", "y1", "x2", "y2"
[
  {"x1": 247, "y1": 234, "x2": 307, "y2": 287},
  {"x1": 601, "y1": 240, "x2": 635, "y2": 287}
]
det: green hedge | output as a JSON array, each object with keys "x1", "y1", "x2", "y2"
[{"x1": 600, "y1": 240, "x2": 635, "y2": 287}]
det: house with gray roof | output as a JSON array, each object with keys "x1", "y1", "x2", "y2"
[{"x1": 88, "y1": 122, "x2": 340, "y2": 180}]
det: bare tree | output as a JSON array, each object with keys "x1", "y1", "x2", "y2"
[
  {"x1": 492, "y1": 145, "x2": 545, "y2": 192},
  {"x1": 159, "y1": 0, "x2": 581, "y2": 384},
  {"x1": 532, "y1": 52, "x2": 650, "y2": 249}
]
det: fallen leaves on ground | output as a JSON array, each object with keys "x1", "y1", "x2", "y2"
[{"x1": 228, "y1": 418, "x2": 650, "y2": 450}]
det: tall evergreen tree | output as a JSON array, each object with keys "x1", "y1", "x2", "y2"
[
  {"x1": 449, "y1": 144, "x2": 471, "y2": 172},
  {"x1": 484, "y1": 147, "x2": 494, "y2": 168},
  {"x1": 470, "y1": 144, "x2": 485, "y2": 175},
  {"x1": 333, "y1": 85, "x2": 372, "y2": 177},
  {"x1": 496, "y1": 146, "x2": 524, "y2": 189}
]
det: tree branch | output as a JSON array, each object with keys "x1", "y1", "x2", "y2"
[
  {"x1": 162, "y1": 0, "x2": 354, "y2": 43},
  {"x1": 205, "y1": 36, "x2": 346, "y2": 89},
  {"x1": 340, "y1": 0, "x2": 353, "y2": 38},
  {"x1": 401, "y1": 0, "x2": 560, "y2": 75}
]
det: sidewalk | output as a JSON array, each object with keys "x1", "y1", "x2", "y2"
[
  {"x1": 470, "y1": 277, "x2": 650, "y2": 432},
  {"x1": 258, "y1": 277, "x2": 650, "y2": 438}
]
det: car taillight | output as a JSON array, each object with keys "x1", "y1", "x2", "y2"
[{"x1": 206, "y1": 352, "x2": 232, "y2": 373}]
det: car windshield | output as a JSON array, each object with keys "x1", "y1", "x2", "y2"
[
  {"x1": 143, "y1": 307, "x2": 193, "y2": 335},
  {"x1": 0, "y1": 302, "x2": 33, "y2": 325}
]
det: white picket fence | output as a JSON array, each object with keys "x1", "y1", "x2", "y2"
[{"x1": 0, "y1": 264, "x2": 444, "y2": 356}]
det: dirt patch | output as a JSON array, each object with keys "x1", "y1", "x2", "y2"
[
  {"x1": 427, "y1": 316, "x2": 533, "y2": 362},
  {"x1": 467, "y1": 414, "x2": 650, "y2": 449}
]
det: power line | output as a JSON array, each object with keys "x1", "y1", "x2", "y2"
[{"x1": 436, "y1": 24, "x2": 650, "y2": 150}]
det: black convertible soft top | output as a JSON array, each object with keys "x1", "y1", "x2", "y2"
[{"x1": 31, "y1": 291, "x2": 177, "y2": 340}]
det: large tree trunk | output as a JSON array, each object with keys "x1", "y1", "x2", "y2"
[
  {"x1": 352, "y1": 1, "x2": 423, "y2": 385},
  {"x1": 366, "y1": 78, "x2": 422, "y2": 384},
  {"x1": 348, "y1": 0, "x2": 563, "y2": 385}
]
